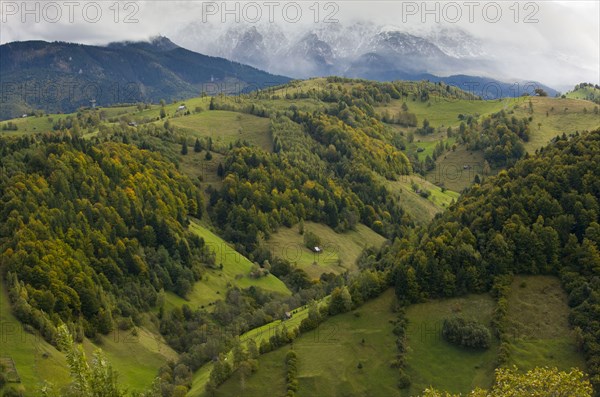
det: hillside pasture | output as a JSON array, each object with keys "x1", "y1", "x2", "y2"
[{"x1": 267, "y1": 222, "x2": 386, "y2": 279}]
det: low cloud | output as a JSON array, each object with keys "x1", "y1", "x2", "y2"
[{"x1": 1, "y1": 1, "x2": 597, "y2": 89}]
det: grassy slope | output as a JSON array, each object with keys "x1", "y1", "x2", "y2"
[
  {"x1": 2, "y1": 222, "x2": 291, "y2": 395},
  {"x1": 1, "y1": 280, "x2": 177, "y2": 395},
  {"x1": 511, "y1": 96, "x2": 600, "y2": 153},
  {"x1": 565, "y1": 86, "x2": 600, "y2": 101},
  {"x1": 422, "y1": 96, "x2": 599, "y2": 193},
  {"x1": 164, "y1": 221, "x2": 290, "y2": 311},
  {"x1": 178, "y1": 150, "x2": 225, "y2": 189},
  {"x1": 82, "y1": 325, "x2": 178, "y2": 393},
  {"x1": 267, "y1": 222, "x2": 387, "y2": 279},
  {"x1": 384, "y1": 175, "x2": 460, "y2": 225},
  {"x1": 505, "y1": 276, "x2": 586, "y2": 372},
  {"x1": 376, "y1": 97, "x2": 520, "y2": 129},
  {"x1": 215, "y1": 289, "x2": 400, "y2": 397},
  {"x1": 169, "y1": 110, "x2": 272, "y2": 152},
  {"x1": 403, "y1": 294, "x2": 498, "y2": 396},
  {"x1": 425, "y1": 144, "x2": 487, "y2": 193},
  {"x1": 0, "y1": 282, "x2": 70, "y2": 395},
  {"x1": 187, "y1": 297, "x2": 330, "y2": 396},
  {"x1": 0, "y1": 113, "x2": 71, "y2": 135}
]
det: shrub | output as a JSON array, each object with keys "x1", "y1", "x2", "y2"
[
  {"x1": 397, "y1": 370, "x2": 411, "y2": 389},
  {"x1": 303, "y1": 231, "x2": 321, "y2": 250},
  {"x1": 442, "y1": 317, "x2": 491, "y2": 349}
]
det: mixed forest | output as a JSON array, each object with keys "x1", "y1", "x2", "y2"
[{"x1": 0, "y1": 77, "x2": 598, "y2": 397}]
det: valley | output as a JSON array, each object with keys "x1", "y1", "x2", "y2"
[{"x1": 0, "y1": 77, "x2": 598, "y2": 397}]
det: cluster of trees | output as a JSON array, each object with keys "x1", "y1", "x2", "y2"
[
  {"x1": 52, "y1": 110, "x2": 103, "y2": 133},
  {"x1": 442, "y1": 317, "x2": 491, "y2": 349},
  {"x1": 328, "y1": 286, "x2": 353, "y2": 315},
  {"x1": 391, "y1": 308, "x2": 411, "y2": 389},
  {"x1": 205, "y1": 356, "x2": 231, "y2": 394},
  {"x1": 573, "y1": 83, "x2": 600, "y2": 104},
  {"x1": 1, "y1": 121, "x2": 18, "y2": 131},
  {"x1": 303, "y1": 231, "x2": 321, "y2": 250},
  {"x1": 320, "y1": 77, "x2": 479, "y2": 104},
  {"x1": 0, "y1": 134, "x2": 211, "y2": 339},
  {"x1": 384, "y1": 131, "x2": 600, "y2": 390},
  {"x1": 415, "y1": 119, "x2": 435, "y2": 135},
  {"x1": 298, "y1": 302, "x2": 324, "y2": 334},
  {"x1": 457, "y1": 110, "x2": 531, "y2": 167},
  {"x1": 272, "y1": 115, "x2": 411, "y2": 238},
  {"x1": 252, "y1": 77, "x2": 477, "y2": 107},
  {"x1": 205, "y1": 339, "x2": 259, "y2": 395},
  {"x1": 300, "y1": 110, "x2": 411, "y2": 179},
  {"x1": 258, "y1": 324, "x2": 299, "y2": 355},
  {"x1": 380, "y1": 103, "x2": 418, "y2": 127},
  {"x1": 575, "y1": 83, "x2": 600, "y2": 90},
  {"x1": 490, "y1": 275, "x2": 512, "y2": 364},
  {"x1": 285, "y1": 350, "x2": 299, "y2": 396}
]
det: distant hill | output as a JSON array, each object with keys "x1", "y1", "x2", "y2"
[
  {"x1": 344, "y1": 65, "x2": 559, "y2": 99},
  {"x1": 0, "y1": 37, "x2": 290, "y2": 120},
  {"x1": 565, "y1": 83, "x2": 600, "y2": 103}
]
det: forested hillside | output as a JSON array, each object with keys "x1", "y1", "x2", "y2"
[
  {"x1": 384, "y1": 131, "x2": 600, "y2": 390},
  {"x1": 0, "y1": 137, "x2": 210, "y2": 341},
  {"x1": 0, "y1": 133, "x2": 308, "y2": 396},
  {"x1": 0, "y1": 38, "x2": 289, "y2": 120},
  {"x1": 0, "y1": 77, "x2": 598, "y2": 397}
]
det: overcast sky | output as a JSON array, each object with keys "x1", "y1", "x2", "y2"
[{"x1": 1, "y1": 1, "x2": 598, "y2": 90}]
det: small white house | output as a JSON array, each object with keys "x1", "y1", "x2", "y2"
[
  {"x1": 313, "y1": 246, "x2": 321, "y2": 253},
  {"x1": 177, "y1": 105, "x2": 186, "y2": 111}
]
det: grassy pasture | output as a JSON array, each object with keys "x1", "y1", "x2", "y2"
[
  {"x1": 504, "y1": 276, "x2": 586, "y2": 372},
  {"x1": 163, "y1": 221, "x2": 291, "y2": 312},
  {"x1": 169, "y1": 110, "x2": 272, "y2": 152},
  {"x1": 403, "y1": 294, "x2": 498, "y2": 396},
  {"x1": 214, "y1": 289, "x2": 401, "y2": 397},
  {"x1": 384, "y1": 175, "x2": 460, "y2": 224},
  {"x1": 267, "y1": 222, "x2": 386, "y2": 279}
]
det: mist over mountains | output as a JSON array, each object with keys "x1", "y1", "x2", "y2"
[{"x1": 172, "y1": 22, "x2": 559, "y2": 97}]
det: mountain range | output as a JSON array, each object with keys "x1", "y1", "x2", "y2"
[
  {"x1": 0, "y1": 37, "x2": 289, "y2": 120},
  {"x1": 0, "y1": 25, "x2": 561, "y2": 120},
  {"x1": 172, "y1": 22, "x2": 558, "y2": 98}
]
